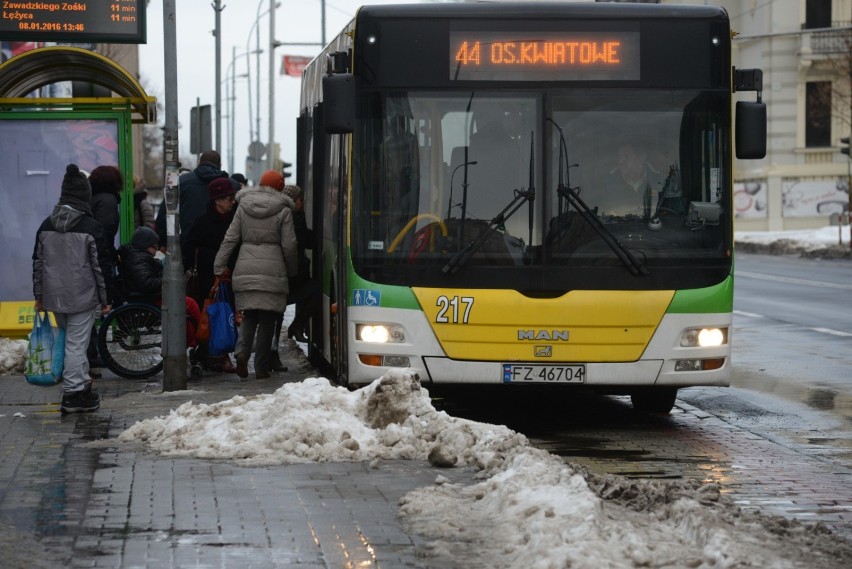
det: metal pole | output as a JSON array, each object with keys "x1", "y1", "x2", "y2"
[
  {"x1": 213, "y1": 0, "x2": 223, "y2": 151},
  {"x1": 245, "y1": 26, "x2": 254, "y2": 154},
  {"x1": 321, "y1": 0, "x2": 326, "y2": 46},
  {"x1": 268, "y1": 0, "x2": 276, "y2": 171},
  {"x1": 229, "y1": 46, "x2": 236, "y2": 174},
  {"x1": 195, "y1": 96, "x2": 200, "y2": 163},
  {"x1": 162, "y1": 0, "x2": 187, "y2": 391},
  {"x1": 255, "y1": 0, "x2": 262, "y2": 155}
]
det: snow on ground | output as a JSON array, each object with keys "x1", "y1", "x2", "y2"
[
  {"x1": 0, "y1": 337, "x2": 26, "y2": 375},
  {"x1": 118, "y1": 370, "x2": 850, "y2": 568},
  {"x1": 736, "y1": 225, "x2": 852, "y2": 251}
]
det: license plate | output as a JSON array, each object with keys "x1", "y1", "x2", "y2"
[{"x1": 502, "y1": 364, "x2": 586, "y2": 383}]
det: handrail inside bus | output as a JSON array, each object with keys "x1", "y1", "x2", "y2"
[{"x1": 387, "y1": 213, "x2": 449, "y2": 253}]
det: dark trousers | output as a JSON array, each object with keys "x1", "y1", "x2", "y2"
[
  {"x1": 236, "y1": 309, "x2": 279, "y2": 375},
  {"x1": 273, "y1": 278, "x2": 321, "y2": 348}
]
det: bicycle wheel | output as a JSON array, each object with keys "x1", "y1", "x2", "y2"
[{"x1": 97, "y1": 303, "x2": 163, "y2": 379}]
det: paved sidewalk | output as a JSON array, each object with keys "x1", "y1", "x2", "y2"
[{"x1": 0, "y1": 341, "x2": 477, "y2": 569}]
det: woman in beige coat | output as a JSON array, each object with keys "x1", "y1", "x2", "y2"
[{"x1": 214, "y1": 170, "x2": 298, "y2": 379}]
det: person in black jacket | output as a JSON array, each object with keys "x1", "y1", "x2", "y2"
[
  {"x1": 155, "y1": 150, "x2": 229, "y2": 243},
  {"x1": 87, "y1": 164, "x2": 123, "y2": 373},
  {"x1": 89, "y1": 165, "x2": 122, "y2": 266},
  {"x1": 33, "y1": 164, "x2": 111, "y2": 413},
  {"x1": 271, "y1": 185, "x2": 320, "y2": 369},
  {"x1": 181, "y1": 178, "x2": 239, "y2": 373},
  {"x1": 117, "y1": 227, "x2": 202, "y2": 348}
]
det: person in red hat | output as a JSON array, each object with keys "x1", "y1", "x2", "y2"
[
  {"x1": 214, "y1": 170, "x2": 298, "y2": 379},
  {"x1": 181, "y1": 177, "x2": 240, "y2": 373}
]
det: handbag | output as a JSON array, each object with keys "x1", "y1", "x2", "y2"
[
  {"x1": 206, "y1": 280, "x2": 238, "y2": 356},
  {"x1": 24, "y1": 310, "x2": 65, "y2": 386},
  {"x1": 195, "y1": 278, "x2": 218, "y2": 342}
]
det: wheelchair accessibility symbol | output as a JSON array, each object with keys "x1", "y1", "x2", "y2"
[{"x1": 352, "y1": 289, "x2": 381, "y2": 307}]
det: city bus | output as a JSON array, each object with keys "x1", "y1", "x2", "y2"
[{"x1": 296, "y1": 2, "x2": 766, "y2": 413}]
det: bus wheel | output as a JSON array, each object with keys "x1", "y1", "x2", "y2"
[{"x1": 631, "y1": 388, "x2": 677, "y2": 414}]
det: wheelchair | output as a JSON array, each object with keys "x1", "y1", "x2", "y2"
[{"x1": 96, "y1": 301, "x2": 204, "y2": 380}]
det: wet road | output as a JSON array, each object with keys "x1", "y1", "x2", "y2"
[{"x1": 431, "y1": 253, "x2": 852, "y2": 539}]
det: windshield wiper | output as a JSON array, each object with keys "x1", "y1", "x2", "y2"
[
  {"x1": 442, "y1": 187, "x2": 533, "y2": 274},
  {"x1": 548, "y1": 119, "x2": 648, "y2": 277},
  {"x1": 443, "y1": 137, "x2": 535, "y2": 275}
]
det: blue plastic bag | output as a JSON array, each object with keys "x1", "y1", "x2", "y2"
[
  {"x1": 206, "y1": 282, "x2": 238, "y2": 356},
  {"x1": 24, "y1": 310, "x2": 65, "y2": 386}
]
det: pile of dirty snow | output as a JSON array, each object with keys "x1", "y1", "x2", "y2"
[{"x1": 119, "y1": 370, "x2": 852, "y2": 568}]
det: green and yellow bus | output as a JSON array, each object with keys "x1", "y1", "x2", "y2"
[{"x1": 297, "y1": 2, "x2": 765, "y2": 412}]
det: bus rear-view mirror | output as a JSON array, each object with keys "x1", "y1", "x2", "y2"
[
  {"x1": 736, "y1": 101, "x2": 767, "y2": 159},
  {"x1": 323, "y1": 73, "x2": 355, "y2": 134}
]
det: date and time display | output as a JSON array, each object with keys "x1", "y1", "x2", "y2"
[
  {"x1": 450, "y1": 30, "x2": 640, "y2": 81},
  {"x1": 0, "y1": 1, "x2": 144, "y2": 42}
]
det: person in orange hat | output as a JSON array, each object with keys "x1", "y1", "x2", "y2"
[{"x1": 213, "y1": 169, "x2": 298, "y2": 379}]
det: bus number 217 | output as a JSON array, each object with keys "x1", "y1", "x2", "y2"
[{"x1": 436, "y1": 296, "x2": 474, "y2": 324}]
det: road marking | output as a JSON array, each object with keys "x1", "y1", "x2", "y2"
[
  {"x1": 810, "y1": 327, "x2": 852, "y2": 337},
  {"x1": 736, "y1": 270, "x2": 852, "y2": 291},
  {"x1": 733, "y1": 310, "x2": 764, "y2": 318}
]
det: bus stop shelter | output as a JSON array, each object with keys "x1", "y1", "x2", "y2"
[{"x1": 0, "y1": 46, "x2": 156, "y2": 337}]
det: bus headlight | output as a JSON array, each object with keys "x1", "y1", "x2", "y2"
[
  {"x1": 680, "y1": 327, "x2": 727, "y2": 347},
  {"x1": 356, "y1": 324, "x2": 406, "y2": 343}
]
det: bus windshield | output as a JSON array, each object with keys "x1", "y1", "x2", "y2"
[{"x1": 351, "y1": 88, "x2": 731, "y2": 292}]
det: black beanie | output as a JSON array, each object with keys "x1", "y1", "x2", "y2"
[
  {"x1": 131, "y1": 226, "x2": 159, "y2": 250},
  {"x1": 60, "y1": 164, "x2": 92, "y2": 206}
]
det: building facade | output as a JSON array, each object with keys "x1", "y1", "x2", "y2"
[{"x1": 695, "y1": 0, "x2": 852, "y2": 231}]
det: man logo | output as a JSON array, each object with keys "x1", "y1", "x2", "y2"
[
  {"x1": 534, "y1": 345, "x2": 552, "y2": 357},
  {"x1": 518, "y1": 330, "x2": 569, "y2": 341}
]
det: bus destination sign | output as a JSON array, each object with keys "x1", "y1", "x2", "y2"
[
  {"x1": 450, "y1": 31, "x2": 639, "y2": 81},
  {"x1": 0, "y1": 1, "x2": 145, "y2": 43}
]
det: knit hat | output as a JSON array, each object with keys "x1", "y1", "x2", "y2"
[
  {"x1": 60, "y1": 164, "x2": 92, "y2": 206},
  {"x1": 131, "y1": 226, "x2": 159, "y2": 250},
  {"x1": 259, "y1": 170, "x2": 284, "y2": 191},
  {"x1": 282, "y1": 184, "x2": 303, "y2": 201},
  {"x1": 208, "y1": 177, "x2": 236, "y2": 200},
  {"x1": 231, "y1": 173, "x2": 247, "y2": 187}
]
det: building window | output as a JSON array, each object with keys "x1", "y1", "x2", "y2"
[
  {"x1": 805, "y1": 0, "x2": 831, "y2": 29},
  {"x1": 806, "y1": 81, "x2": 831, "y2": 148}
]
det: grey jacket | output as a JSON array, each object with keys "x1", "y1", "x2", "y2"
[
  {"x1": 213, "y1": 186, "x2": 299, "y2": 313},
  {"x1": 33, "y1": 205, "x2": 108, "y2": 314}
]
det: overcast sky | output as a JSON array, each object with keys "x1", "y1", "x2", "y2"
[{"x1": 140, "y1": 0, "x2": 422, "y2": 175}]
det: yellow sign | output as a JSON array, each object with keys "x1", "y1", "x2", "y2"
[{"x1": 0, "y1": 301, "x2": 45, "y2": 338}]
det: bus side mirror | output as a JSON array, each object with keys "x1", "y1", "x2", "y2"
[
  {"x1": 322, "y1": 73, "x2": 355, "y2": 134},
  {"x1": 735, "y1": 101, "x2": 767, "y2": 159}
]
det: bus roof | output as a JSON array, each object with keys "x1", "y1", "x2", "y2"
[{"x1": 356, "y1": 2, "x2": 728, "y2": 22}]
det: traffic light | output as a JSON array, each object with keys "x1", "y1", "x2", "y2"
[
  {"x1": 841, "y1": 137, "x2": 851, "y2": 156},
  {"x1": 282, "y1": 161, "x2": 292, "y2": 179}
]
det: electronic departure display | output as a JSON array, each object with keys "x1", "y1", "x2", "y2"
[
  {"x1": 450, "y1": 31, "x2": 640, "y2": 81},
  {"x1": 0, "y1": 1, "x2": 145, "y2": 43}
]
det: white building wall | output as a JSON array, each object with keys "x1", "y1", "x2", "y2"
[{"x1": 667, "y1": 0, "x2": 852, "y2": 231}]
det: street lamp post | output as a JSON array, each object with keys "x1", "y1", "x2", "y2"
[
  {"x1": 225, "y1": 46, "x2": 250, "y2": 174},
  {"x1": 268, "y1": 0, "x2": 277, "y2": 171},
  {"x1": 269, "y1": 0, "x2": 327, "y2": 175},
  {"x1": 212, "y1": 0, "x2": 225, "y2": 151},
  {"x1": 245, "y1": 1, "x2": 279, "y2": 181},
  {"x1": 255, "y1": 0, "x2": 262, "y2": 157}
]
